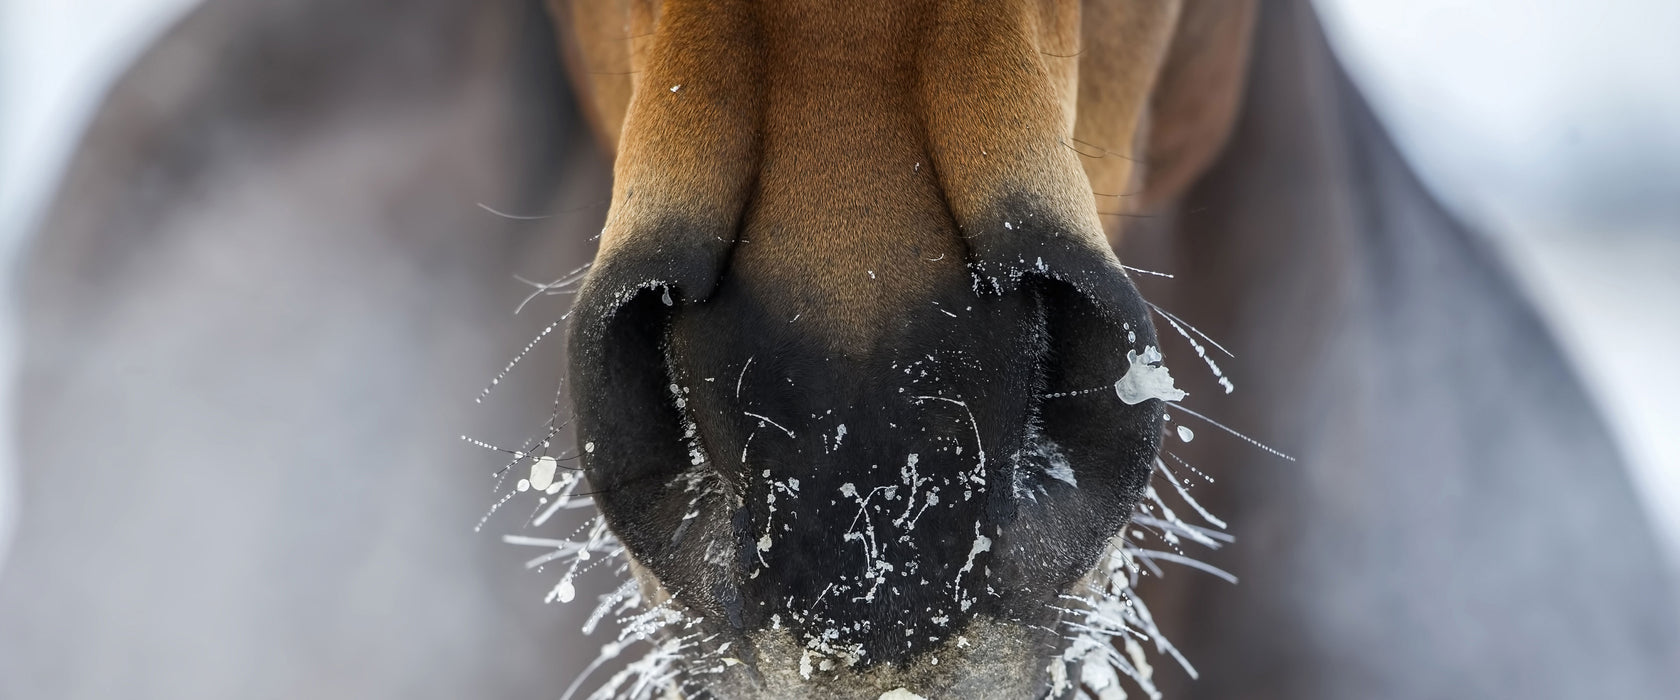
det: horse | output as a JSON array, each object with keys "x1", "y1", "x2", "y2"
[{"x1": 1, "y1": 0, "x2": 1675, "y2": 698}]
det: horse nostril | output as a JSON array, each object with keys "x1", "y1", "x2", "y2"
[{"x1": 569, "y1": 209, "x2": 1168, "y2": 667}]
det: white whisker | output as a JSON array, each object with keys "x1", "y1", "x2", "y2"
[
  {"x1": 476, "y1": 202, "x2": 553, "y2": 220},
  {"x1": 475, "y1": 317, "x2": 565, "y2": 404},
  {"x1": 1130, "y1": 549, "x2": 1238, "y2": 584}
]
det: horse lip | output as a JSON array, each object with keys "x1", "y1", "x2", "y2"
[{"x1": 687, "y1": 612, "x2": 1061, "y2": 698}]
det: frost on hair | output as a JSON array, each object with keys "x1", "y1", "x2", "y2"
[{"x1": 462, "y1": 263, "x2": 1289, "y2": 699}]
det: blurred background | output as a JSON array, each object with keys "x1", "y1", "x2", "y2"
[
  {"x1": 0, "y1": 0, "x2": 1675, "y2": 694},
  {"x1": 1314, "y1": 0, "x2": 1680, "y2": 562}
]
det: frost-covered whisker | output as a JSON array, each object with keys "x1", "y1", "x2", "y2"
[
  {"x1": 1154, "y1": 457, "x2": 1227, "y2": 530},
  {"x1": 1165, "y1": 404, "x2": 1294, "y2": 462},
  {"x1": 1163, "y1": 450, "x2": 1215, "y2": 484},
  {"x1": 1130, "y1": 549, "x2": 1238, "y2": 585},
  {"x1": 462, "y1": 423, "x2": 587, "y2": 530},
  {"x1": 514, "y1": 262, "x2": 593, "y2": 314},
  {"x1": 502, "y1": 496, "x2": 733, "y2": 700},
  {"x1": 467, "y1": 253, "x2": 1288, "y2": 699},
  {"x1": 1053, "y1": 420, "x2": 1280, "y2": 695},
  {"x1": 1045, "y1": 345, "x2": 1278, "y2": 700},
  {"x1": 474, "y1": 315, "x2": 567, "y2": 404},
  {"x1": 1050, "y1": 526, "x2": 1209, "y2": 700},
  {"x1": 1146, "y1": 303, "x2": 1234, "y2": 396},
  {"x1": 1144, "y1": 302, "x2": 1234, "y2": 360}
]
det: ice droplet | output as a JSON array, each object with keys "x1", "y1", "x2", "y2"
[
  {"x1": 556, "y1": 575, "x2": 575, "y2": 603},
  {"x1": 1177, "y1": 425, "x2": 1195, "y2": 443},
  {"x1": 530, "y1": 455, "x2": 558, "y2": 491}
]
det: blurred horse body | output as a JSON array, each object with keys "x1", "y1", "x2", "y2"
[{"x1": 1, "y1": 1, "x2": 1675, "y2": 698}]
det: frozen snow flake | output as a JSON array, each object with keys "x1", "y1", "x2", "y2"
[{"x1": 1114, "y1": 346, "x2": 1187, "y2": 405}]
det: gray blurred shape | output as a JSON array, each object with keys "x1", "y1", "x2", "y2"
[
  {"x1": 1315, "y1": 0, "x2": 1680, "y2": 557},
  {"x1": 0, "y1": 1, "x2": 608, "y2": 697}
]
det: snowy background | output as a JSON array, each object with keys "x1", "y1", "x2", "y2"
[{"x1": 1, "y1": 0, "x2": 1677, "y2": 573}]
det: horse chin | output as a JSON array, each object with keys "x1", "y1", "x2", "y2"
[
  {"x1": 729, "y1": 616, "x2": 1055, "y2": 699},
  {"x1": 618, "y1": 540, "x2": 1068, "y2": 700}
]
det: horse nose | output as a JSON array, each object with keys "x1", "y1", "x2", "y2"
[
  {"x1": 562, "y1": 0, "x2": 1174, "y2": 680},
  {"x1": 568, "y1": 194, "x2": 1171, "y2": 668}
]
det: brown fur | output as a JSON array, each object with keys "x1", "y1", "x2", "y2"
[{"x1": 553, "y1": 0, "x2": 1238, "y2": 336}]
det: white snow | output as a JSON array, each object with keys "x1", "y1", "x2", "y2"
[{"x1": 1114, "y1": 346, "x2": 1187, "y2": 404}]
